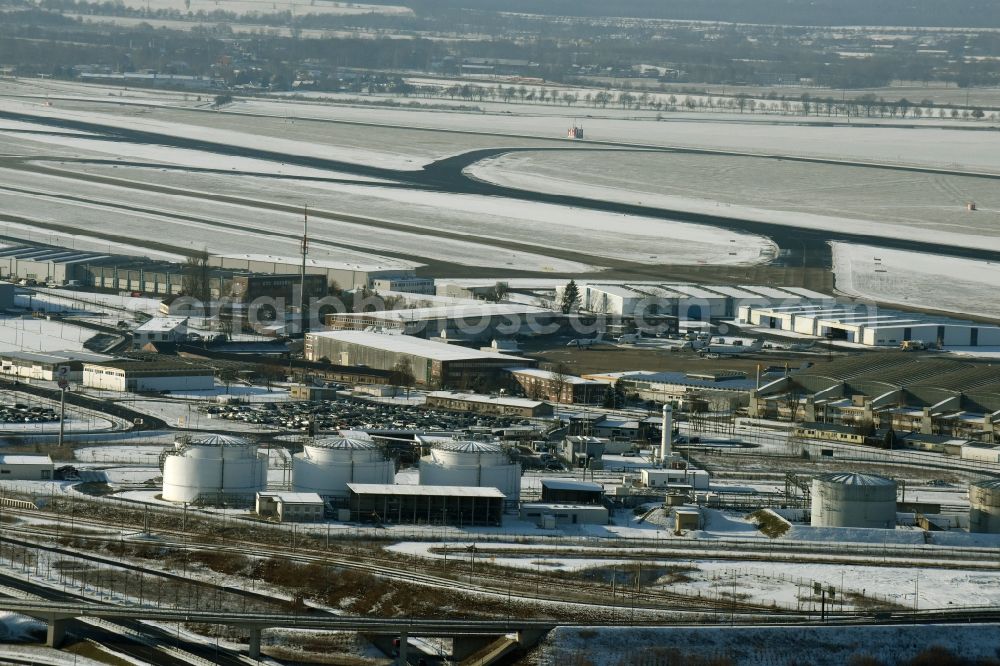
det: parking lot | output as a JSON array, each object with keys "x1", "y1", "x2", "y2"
[{"x1": 200, "y1": 397, "x2": 538, "y2": 433}]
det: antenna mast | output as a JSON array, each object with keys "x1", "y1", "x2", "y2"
[{"x1": 299, "y1": 204, "x2": 309, "y2": 334}]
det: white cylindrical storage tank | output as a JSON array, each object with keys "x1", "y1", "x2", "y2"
[
  {"x1": 810, "y1": 472, "x2": 897, "y2": 529},
  {"x1": 292, "y1": 436, "x2": 394, "y2": 498},
  {"x1": 419, "y1": 441, "x2": 521, "y2": 501},
  {"x1": 162, "y1": 434, "x2": 266, "y2": 504},
  {"x1": 969, "y1": 479, "x2": 1000, "y2": 533}
]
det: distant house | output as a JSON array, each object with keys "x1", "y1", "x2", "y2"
[{"x1": 132, "y1": 317, "x2": 188, "y2": 350}]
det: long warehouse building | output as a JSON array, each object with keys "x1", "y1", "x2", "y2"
[{"x1": 304, "y1": 330, "x2": 535, "y2": 387}]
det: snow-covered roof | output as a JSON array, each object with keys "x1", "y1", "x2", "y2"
[
  {"x1": 257, "y1": 491, "x2": 324, "y2": 504},
  {"x1": 309, "y1": 331, "x2": 531, "y2": 362},
  {"x1": 434, "y1": 440, "x2": 503, "y2": 454},
  {"x1": 427, "y1": 391, "x2": 546, "y2": 408},
  {"x1": 815, "y1": 472, "x2": 895, "y2": 487},
  {"x1": 506, "y1": 368, "x2": 609, "y2": 385},
  {"x1": 346, "y1": 483, "x2": 505, "y2": 498},
  {"x1": 134, "y1": 317, "x2": 187, "y2": 333},
  {"x1": 188, "y1": 434, "x2": 251, "y2": 448},
  {"x1": 308, "y1": 437, "x2": 378, "y2": 451},
  {"x1": 541, "y1": 479, "x2": 604, "y2": 493},
  {"x1": 331, "y1": 303, "x2": 551, "y2": 321},
  {"x1": 0, "y1": 455, "x2": 52, "y2": 465},
  {"x1": 216, "y1": 253, "x2": 411, "y2": 272}
]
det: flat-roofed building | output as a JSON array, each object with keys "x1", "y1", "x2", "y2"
[
  {"x1": 641, "y1": 468, "x2": 710, "y2": 490},
  {"x1": 426, "y1": 391, "x2": 553, "y2": 418},
  {"x1": 305, "y1": 330, "x2": 534, "y2": 387},
  {"x1": 507, "y1": 368, "x2": 608, "y2": 404},
  {"x1": 256, "y1": 491, "x2": 325, "y2": 522},
  {"x1": 132, "y1": 317, "x2": 188, "y2": 350},
  {"x1": 540, "y1": 479, "x2": 605, "y2": 504},
  {"x1": 346, "y1": 483, "x2": 505, "y2": 526},
  {"x1": 210, "y1": 253, "x2": 420, "y2": 291},
  {"x1": 371, "y1": 277, "x2": 435, "y2": 295},
  {"x1": 324, "y1": 303, "x2": 560, "y2": 342},
  {"x1": 520, "y1": 503, "x2": 608, "y2": 526},
  {"x1": 82, "y1": 360, "x2": 214, "y2": 392},
  {"x1": 0, "y1": 454, "x2": 53, "y2": 480},
  {"x1": 0, "y1": 351, "x2": 112, "y2": 381}
]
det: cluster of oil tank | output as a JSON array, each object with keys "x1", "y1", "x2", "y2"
[
  {"x1": 161, "y1": 434, "x2": 520, "y2": 504},
  {"x1": 811, "y1": 472, "x2": 1000, "y2": 533}
]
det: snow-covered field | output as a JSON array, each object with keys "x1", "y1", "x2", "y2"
[
  {"x1": 539, "y1": 623, "x2": 1000, "y2": 666},
  {"x1": 468, "y1": 150, "x2": 1000, "y2": 249},
  {"x1": 89, "y1": 0, "x2": 413, "y2": 16},
  {"x1": 831, "y1": 243, "x2": 1000, "y2": 320},
  {"x1": 0, "y1": 315, "x2": 92, "y2": 352}
]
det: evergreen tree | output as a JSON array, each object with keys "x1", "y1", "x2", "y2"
[{"x1": 560, "y1": 280, "x2": 581, "y2": 314}]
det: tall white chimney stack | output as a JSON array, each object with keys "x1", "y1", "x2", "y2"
[{"x1": 660, "y1": 403, "x2": 673, "y2": 463}]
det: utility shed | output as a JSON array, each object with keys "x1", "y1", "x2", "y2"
[
  {"x1": 520, "y1": 503, "x2": 608, "y2": 526},
  {"x1": 256, "y1": 491, "x2": 325, "y2": 523},
  {"x1": 346, "y1": 483, "x2": 505, "y2": 527},
  {"x1": 0, "y1": 455, "x2": 53, "y2": 480},
  {"x1": 540, "y1": 479, "x2": 605, "y2": 505},
  {"x1": 674, "y1": 508, "x2": 701, "y2": 532}
]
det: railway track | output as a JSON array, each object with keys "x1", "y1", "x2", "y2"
[
  {"x1": 0, "y1": 573, "x2": 253, "y2": 666},
  {"x1": 0, "y1": 508, "x2": 782, "y2": 618}
]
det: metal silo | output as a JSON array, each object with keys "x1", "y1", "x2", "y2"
[
  {"x1": 292, "y1": 436, "x2": 394, "y2": 498},
  {"x1": 810, "y1": 472, "x2": 897, "y2": 529},
  {"x1": 969, "y1": 479, "x2": 1000, "y2": 533},
  {"x1": 418, "y1": 441, "x2": 521, "y2": 501},
  {"x1": 161, "y1": 434, "x2": 266, "y2": 505}
]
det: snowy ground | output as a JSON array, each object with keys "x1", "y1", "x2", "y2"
[
  {"x1": 468, "y1": 151, "x2": 1000, "y2": 253},
  {"x1": 0, "y1": 316, "x2": 92, "y2": 352},
  {"x1": 101, "y1": 0, "x2": 413, "y2": 15},
  {"x1": 831, "y1": 242, "x2": 1000, "y2": 320}
]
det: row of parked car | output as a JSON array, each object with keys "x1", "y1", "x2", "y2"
[
  {"x1": 199, "y1": 397, "x2": 531, "y2": 432},
  {"x1": 0, "y1": 403, "x2": 59, "y2": 424}
]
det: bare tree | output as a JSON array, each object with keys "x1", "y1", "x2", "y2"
[{"x1": 181, "y1": 250, "x2": 212, "y2": 303}]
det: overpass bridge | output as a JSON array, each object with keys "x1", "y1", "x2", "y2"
[{"x1": 0, "y1": 598, "x2": 555, "y2": 662}]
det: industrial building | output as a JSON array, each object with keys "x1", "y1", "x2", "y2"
[
  {"x1": 0, "y1": 350, "x2": 112, "y2": 381},
  {"x1": 0, "y1": 243, "x2": 234, "y2": 295},
  {"x1": 346, "y1": 483, "x2": 505, "y2": 526},
  {"x1": 229, "y1": 273, "x2": 328, "y2": 304},
  {"x1": 209, "y1": 253, "x2": 421, "y2": 291},
  {"x1": 969, "y1": 479, "x2": 1000, "y2": 533},
  {"x1": 304, "y1": 330, "x2": 535, "y2": 387},
  {"x1": 738, "y1": 304, "x2": 1000, "y2": 348},
  {"x1": 557, "y1": 281, "x2": 826, "y2": 320},
  {"x1": 82, "y1": 360, "x2": 215, "y2": 392},
  {"x1": 751, "y1": 355, "x2": 1000, "y2": 441},
  {"x1": 0, "y1": 454, "x2": 53, "y2": 480},
  {"x1": 641, "y1": 468, "x2": 711, "y2": 490},
  {"x1": 810, "y1": 473, "x2": 897, "y2": 529},
  {"x1": 292, "y1": 436, "x2": 394, "y2": 498},
  {"x1": 0, "y1": 281, "x2": 14, "y2": 310},
  {"x1": 371, "y1": 276, "x2": 435, "y2": 295},
  {"x1": 507, "y1": 368, "x2": 608, "y2": 404},
  {"x1": 161, "y1": 434, "x2": 267, "y2": 505},
  {"x1": 540, "y1": 479, "x2": 605, "y2": 504},
  {"x1": 132, "y1": 317, "x2": 188, "y2": 350},
  {"x1": 519, "y1": 503, "x2": 609, "y2": 527},
  {"x1": 419, "y1": 441, "x2": 521, "y2": 502},
  {"x1": 256, "y1": 491, "x2": 325, "y2": 523},
  {"x1": 597, "y1": 370, "x2": 758, "y2": 407},
  {"x1": 323, "y1": 303, "x2": 560, "y2": 342},
  {"x1": 426, "y1": 391, "x2": 553, "y2": 418}
]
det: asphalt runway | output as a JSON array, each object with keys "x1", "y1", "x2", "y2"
[{"x1": 2, "y1": 106, "x2": 998, "y2": 280}]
